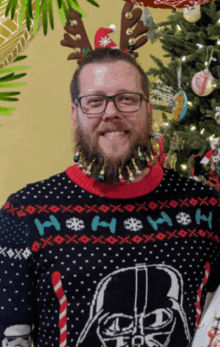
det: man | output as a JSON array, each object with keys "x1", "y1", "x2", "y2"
[{"x1": 0, "y1": 48, "x2": 219, "y2": 347}]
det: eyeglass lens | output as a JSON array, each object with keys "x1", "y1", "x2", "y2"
[{"x1": 80, "y1": 93, "x2": 141, "y2": 114}]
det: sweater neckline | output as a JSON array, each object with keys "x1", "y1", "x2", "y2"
[{"x1": 65, "y1": 160, "x2": 164, "y2": 199}]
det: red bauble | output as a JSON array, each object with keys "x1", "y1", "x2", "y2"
[
  {"x1": 124, "y1": 0, "x2": 213, "y2": 9},
  {"x1": 119, "y1": 178, "x2": 126, "y2": 184},
  {"x1": 147, "y1": 162, "x2": 153, "y2": 168},
  {"x1": 152, "y1": 149, "x2": 157, "y2": 156}
]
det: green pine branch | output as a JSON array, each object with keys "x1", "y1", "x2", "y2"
[{"x1": 3, "y1": 0, "x2": 100, "y2": 36}]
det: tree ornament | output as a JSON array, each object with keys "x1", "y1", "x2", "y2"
[
  {"x1": 171, "y1": 61, "x2": 188, "y2": 121},
  {"x1": 191, "y1": 47, "x2": 215, "y2": 97},
  {"x1": 141, "y1": 7, "x2": 157, "y2": 43},
  {"x1": 132, "y1": 158, "x2": 142, "y2": 175},
  {"x1": 98, "y1": 166, "x2": 105, "y2": 181},
  {"x1": 214, "y1": 106, "x2": 220, "y2": 124},
  {"x1": 126, "y1": 166, "x2": 135, "y2": 183},
  {"x1": 124, "y1": 0, "x2": 212, "y2": 9},
  {"x1": 73, "y1": 151, "x2": 80, "y2": 163},
  {"x1": 191, "y1": 70, "x2": 214, "y2": 96},
  {"x1": 200, "y1": 139, "x2": 220, "y2": 180},
  {"x1": 0, "y1": 0, "x2": 42, "y2": 70},
  {"x1": 118, "y1": 168, "x2": 126, "y2": 184},
  {"x1": 183, "y1": 6, "x2": 201, "y2": 22}
]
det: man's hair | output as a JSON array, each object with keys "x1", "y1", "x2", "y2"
[{"x1": 70, "y1": 48, "x2": 149, "y2": 103}]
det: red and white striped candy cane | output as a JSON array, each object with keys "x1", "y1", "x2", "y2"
[
  {"x1": 52, "y1": 271, "x2": 68, "y2": 347},
  {"x1": 195, "y1": 261, "x2": 211, "y2": 328}
]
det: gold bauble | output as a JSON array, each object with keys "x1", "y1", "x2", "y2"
[
  {"x1": 183, "y1": 5, "x2": 201, "y2": 23},
  {"x1": 0, "y1": 0, "x2": 43, "y2": 70}
]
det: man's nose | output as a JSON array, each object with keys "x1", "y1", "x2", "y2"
[{"x1": 102, "y1": 99, "x2": 122, "y2": 120}]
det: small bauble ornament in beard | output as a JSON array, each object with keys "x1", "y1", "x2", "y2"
[
  {"x1": 183, "y1": 5, "x2": 201, "y2": 22},
  {"x1": 191, "y1": 69, "x2": 214, "y2": 96}
]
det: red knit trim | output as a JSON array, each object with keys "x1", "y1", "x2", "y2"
[{"x1": 65, "y1": 160, "x2": 164, "y2": 199}]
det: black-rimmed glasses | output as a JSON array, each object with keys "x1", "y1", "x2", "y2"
[{"x1": 76, "y1": 93, "x2": 148, "y2": 115}]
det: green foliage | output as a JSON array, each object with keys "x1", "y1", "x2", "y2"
[
  {"x1": 0, "y1": 58, "x2": 29, "y2": 116},
  {"x1": 5, "y1": 0, "x2": 100, "y2": 36},
  {"x1": 147, "y1": 0, "x2": 220, "y2": 187}
]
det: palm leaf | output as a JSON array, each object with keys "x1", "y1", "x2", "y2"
[
  {"x1": 0, "y1": 73, "x2": 26, "y2": 82},
  {"x1": 0, "y1": 82, "x2": 26, "y2": 88},
  {"x1": 0, "y1": 107, "x2": 16, "y2": 115},
  {"x1": 5, "y1": 0, "x2": 13, "y2": 17},
  {"x1": 70, "y1": 0, "x2": 86, "y2": 16},
  {"x1": 27, "y1": 0, "x2": 33, "y2": 19},
  {"x1": 26, "y1": 1, "x2": 31, "y2": 31},
  {"x1": 13, "y1": 55, "x2": 27, "y2": 63},
  {"x1": 19, "y1": 0, "x2": 27, "y2": 27},
  {"x1": 0, "y1": 96, "x2": 19, "y2": 101},
  {"x1": 55, "y1": 0, "x2": 65, "y2": 27},
  {"x1": 33, "y1": 0, "x2": 41, "y2": 36},
  {"x1": 0, "y1": 58, "x2": 28, "y2": 116},
  {"x1": 0, "y1": 92, "x2": 20, "y2": 96},
  {"x1": 0, "y1": 66, "x2": 29, "y2": 73},
  {"x1": 62, "y1": 0, "x2": 70, "y2": 24},
  {"x1": 40, "y1": 0, "x2": 48, "y2": 36},
  {"x1": 48, "y1": 0, "x2": 54, "y2": 30},
  {"x1": 10, "y1": 0, "x2": 18, "y2": 19},
  {"x1": 65, "y1": 0, "x2": 74, "y2": 12},
  {"x1": 86, "y1": 0, "x2": 99, "y2": 7}
]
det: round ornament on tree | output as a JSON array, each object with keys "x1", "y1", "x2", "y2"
[
  {"x1": 183, "y1": 6, "x2": 201, "y2": 22},
  {"x1": 191, "y1": 70, "x2": 214, "y2": 96}
]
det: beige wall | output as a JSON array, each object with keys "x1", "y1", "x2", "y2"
[{"x1": 0, "y1": 0, "x2": 172, "y2": 204}]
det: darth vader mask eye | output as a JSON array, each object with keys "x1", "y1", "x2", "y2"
[
  {"x1": 100, "y1": 315, "x2": 134, "y2": 336},
  {"x1": 144, "y1": 308, "x2": 173, "y2": 329}
]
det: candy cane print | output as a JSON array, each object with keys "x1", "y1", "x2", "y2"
[
  {"x1": 195, "y1": 262, "x2": 211, "y2": 328},
  {"x1": 51, "y1": 271, "x2": 68, "y2": 347}
]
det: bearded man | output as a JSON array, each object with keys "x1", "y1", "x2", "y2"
[{"x1": 0, "y1": 48, "x2": 219, "y2": 347}]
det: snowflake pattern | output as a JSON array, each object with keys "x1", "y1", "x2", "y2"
[
  {"x1": 65, "y1": 218, "x2": 85, "y2": 231},
  {"x1": 99, "y1": 36, "x2": 112, "y2": 47},
  {"x1": 176, "y1": 212, "x2": 191, "y2": 225},
  {"x1": 124, "y1": 218, "x2": 143, "y2": 232}
]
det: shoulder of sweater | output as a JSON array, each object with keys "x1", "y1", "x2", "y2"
[
  {"x1": 2, "y1": 170, "x2": 68, "y2": 207},
  {"x1": 161, "y1": 168, "x2": 220, "y2": 198}
]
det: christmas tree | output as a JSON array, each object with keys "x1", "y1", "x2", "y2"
[{"x1": 146, "y1": 0, "x2": 220, "y2": 191}]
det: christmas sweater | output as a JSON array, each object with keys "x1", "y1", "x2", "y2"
[{"x1": 0, "y1": 161, "x2": 220, "y2": 347}]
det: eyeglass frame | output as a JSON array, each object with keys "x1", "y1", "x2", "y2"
[{"x1": 75, "y1": 92, "x2": 149, "y2": 115}]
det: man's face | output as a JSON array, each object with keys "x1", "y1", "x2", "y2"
[{"x1": 71, "y1": 61, "x2": 152, "y2": 174}]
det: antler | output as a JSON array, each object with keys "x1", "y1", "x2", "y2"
[
  {"x1": 60, "y1": 9, "x2": 93, "y2": 64},
  {"x1": 120, "y1": 3, "x2": 149, "y2": 58}
]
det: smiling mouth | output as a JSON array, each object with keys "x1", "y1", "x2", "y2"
[{"x1": 101, "y1": 131, "x2": 129, "y2": 138}]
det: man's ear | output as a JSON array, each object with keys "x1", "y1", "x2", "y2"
[{"x1": 71, "y1": 103, "x2": 77, "y2": 133}]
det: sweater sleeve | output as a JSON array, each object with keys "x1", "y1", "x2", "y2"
[{"x1": 0, "y1": 193, "x2": 35, "y2": 347}]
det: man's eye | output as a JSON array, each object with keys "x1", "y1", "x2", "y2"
[
  {"x1": 87, "y1": 97, "x2": 104, "y2": 104},
  {"x1": 119, "y1": 95, "x2": 136, "y2": 103}
]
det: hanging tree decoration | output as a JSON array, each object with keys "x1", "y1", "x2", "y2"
[
  {"x1": 170, "y1": 60, "x2": 188, "y2": 121},
  {"x1": 191, "y1": 47, "x2": 216, "y2": 97},
  {"x1": 140, "y1": 7, "x2": 157, "y2": 43},
  {"x1": 183, "y1": 5, "x2": 201, "y2": 22}
]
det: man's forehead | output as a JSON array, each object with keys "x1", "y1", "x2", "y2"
[{"x1": 79, "y1": 61, "x2": 142, "y2": 93}]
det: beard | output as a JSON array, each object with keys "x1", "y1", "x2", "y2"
[{"x1": 73, "y1": 117, "x2": 152, "y2": 184}]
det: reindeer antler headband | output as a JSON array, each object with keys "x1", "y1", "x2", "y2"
[{"x1": 60, "y1": 2, "x2": 149, "y2": 64}]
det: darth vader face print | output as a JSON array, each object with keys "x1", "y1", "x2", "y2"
[{"x1": 76, "y1": 264, "x2": 191, "y2": 347}]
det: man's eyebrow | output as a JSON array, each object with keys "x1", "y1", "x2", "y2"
[{"x1": 86, "y1": 89, "x2": 139, "y2": 95}]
